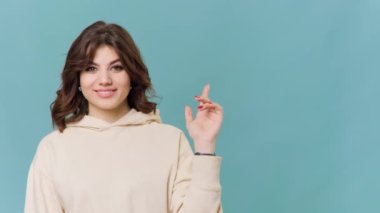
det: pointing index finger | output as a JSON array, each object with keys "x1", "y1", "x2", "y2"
[{"x1": 201, "y1": 83, "x2": 210, "y2": 99}]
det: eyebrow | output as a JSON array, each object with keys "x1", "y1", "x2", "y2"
[{"x1": 89, "y1": 59, "x2": 121, "y2": 66}]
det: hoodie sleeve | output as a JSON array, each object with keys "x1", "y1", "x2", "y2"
[
  {"x1": 170, "y1": 132, "x2": 223, "y2": 213},
  {"x1": 24, "y1": 141, "x2": 63, "y2": 213}
]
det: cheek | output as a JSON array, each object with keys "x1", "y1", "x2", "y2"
[
  {"x1": 116, "y1": 73, "x2": 131, "y2": 88},
  {"x1": 79, "y1": 74, "x2": 97, "y2": 100},
  {"x1": 80, "y1": 74, "x2": 96, "y2": 89},
  {"x1": 117, "y1": 77, "x2": 131, "y2": 99}
]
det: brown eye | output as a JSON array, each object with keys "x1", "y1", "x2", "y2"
[
  {"x1": 112, "y1": 65, "x2": 124, "y2": 72},
  {"x1": 85, "y1": 66, "x2": 97, "y2": 72}
]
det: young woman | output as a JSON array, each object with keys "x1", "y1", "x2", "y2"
[{"x1": 24, "y1": 21, "x2": 223, "y2": 213}]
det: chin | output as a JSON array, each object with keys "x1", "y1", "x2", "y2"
[
  {"x1": 97, "y1": 104, "x2": 122, "y2": 111},
  {"x1": 94, "y1": 100, "x2": 127, "y2": 111}
]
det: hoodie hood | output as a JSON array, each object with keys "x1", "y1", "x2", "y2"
[{"x1": 67, "y1": 108, "x2": 162, "y2": 131}]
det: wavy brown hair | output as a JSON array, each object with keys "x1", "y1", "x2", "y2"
[{"x1": 51, "y1": 21, "x2": 157, "y2": 132}]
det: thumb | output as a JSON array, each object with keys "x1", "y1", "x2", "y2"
[{"x1": 184, "y1": 105, "x2": 193, "y2": 128}]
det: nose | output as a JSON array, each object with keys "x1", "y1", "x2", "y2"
[{"x1": 97, "y1": 69, "x2": 112, "y2": 86}]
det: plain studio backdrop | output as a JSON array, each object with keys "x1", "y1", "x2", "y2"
[{"x1": 1, "y1": 0, "x2": 379, "y2": 212}]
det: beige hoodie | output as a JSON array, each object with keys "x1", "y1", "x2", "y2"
[{"x1": 24, "y1": 109, "x2": 222, "y2": 213}]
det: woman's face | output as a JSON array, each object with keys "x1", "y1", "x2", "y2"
[{"x1": 80, "y1": 45, "x2": 131, "y2": 118}]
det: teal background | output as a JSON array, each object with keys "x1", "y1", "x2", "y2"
[{"x1": 1, "y1": 0, "x2": 379, "y2": 212}]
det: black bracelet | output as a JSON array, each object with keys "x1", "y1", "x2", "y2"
[{"x1": 194, "y1": 152, "x2": 216, "y2": 156}]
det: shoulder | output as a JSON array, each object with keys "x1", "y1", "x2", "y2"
[
  {"x1": 31, "y1": 130, "x2": 62, "y2": 172},
  {"x1": 148, "y1": 123, "x2": 191, "y2": 149},
  {"x1": 34, "y1": 129, "x2": 66, "y2": 156},
  {"x1": 146, "y1": 123, "x2": 193, "y2": 157},
  {"x1": 142, "y1": 123, "x2": 190, "y2": 148},
  {"x1": 37, "y1": 130, "x2": 62, "y2": 148},
  {"x1": 149, "y1": 122, "x2": 186, "y2": 137}
]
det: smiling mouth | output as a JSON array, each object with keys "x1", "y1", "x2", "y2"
[{"x1": 95, "y1": 89, "x2": 117, "y2": 98}]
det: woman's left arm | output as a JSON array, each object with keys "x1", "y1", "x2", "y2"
[{"x1": 168, "y1": 84, "x2": 223, "y2": 213}]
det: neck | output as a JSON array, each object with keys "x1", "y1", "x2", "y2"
[{"x1": 88, "y1": 105, "x2": 131, "y2": 123}]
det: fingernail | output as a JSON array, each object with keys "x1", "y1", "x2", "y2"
[
  {"x1": 197, "y1": 105, "x2": 203, "y2": 109},
  {"x1": 195, "y1": 95, "x2": 200, "y2": 99}
]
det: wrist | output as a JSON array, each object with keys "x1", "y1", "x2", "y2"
[
  {"x1": 194, "y1": 152, "x2": 216, "y2": 156},
  {"x1": 194, "y1": 144, "x2": 215, "y2": 154}
]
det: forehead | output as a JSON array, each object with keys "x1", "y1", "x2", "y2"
[{"x1": 88, "y1": 45, "x2": 120, "y2": 63}]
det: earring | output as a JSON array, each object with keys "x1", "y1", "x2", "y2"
[{"x1": 78, "y1": 86, "x2": 82, "y2": 92}]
